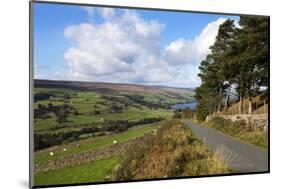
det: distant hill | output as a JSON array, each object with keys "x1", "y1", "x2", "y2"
[{"x1": 34, "y1": 79, "x2": 194, "y2": 95}]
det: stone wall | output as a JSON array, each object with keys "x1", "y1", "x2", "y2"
[
  {"x1": 35, "y1": 133, "x2": 152, "y2": 173},
  {"x1": 205, "y1": 114, "x2": 268, "y2": 130}
]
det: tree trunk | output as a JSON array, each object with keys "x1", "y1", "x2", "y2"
[
  {"x1": 224, "y1": 84, "x2": 231, "y2": 112},
  {"x1": 217, "y1": 103, "x2": 221, "y2": 114},
  {"x1": 248, "y1": 97, "x2": 253, "y2": 114},
  {"x1": 239, "y1": 96, "x2": 243, "y2": 114}
]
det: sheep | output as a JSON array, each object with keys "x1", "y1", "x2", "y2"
[
  {"x1": 113, "y1": 140, "x2": 117, "y2": 144},
  {"x1": 50, "y1": 152, "x2": 54, "y2": 156}
]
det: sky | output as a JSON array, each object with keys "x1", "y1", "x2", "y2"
[{"x1": 34, "y1": 2, "x2": 239, "y2": 88}]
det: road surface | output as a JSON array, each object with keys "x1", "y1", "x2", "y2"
[{"x1": 186, "y1": 120, "x2": 268, "y2": 173}]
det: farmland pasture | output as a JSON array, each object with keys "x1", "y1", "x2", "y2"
[
  {"x1": 33, "y1": 80, "x2": 194, "y2": 185},
  {"x1": 35, "y1": 122, "x2": 160, "y2": 164},
  {"x1": 35, "y1": 156, "x2": 121, "y2": 186},
  {"x1": 34, "y1": 87, "x2": 179, "y2": 132}
]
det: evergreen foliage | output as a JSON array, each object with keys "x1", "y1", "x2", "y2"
[{"x1": 195, "y1": 16, "x2": 269, "y2": 120}]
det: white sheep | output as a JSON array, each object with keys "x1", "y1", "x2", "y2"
[
  {"x1": 113, "y1": 140, "x2": 117, "y2": 144},
  {"x1": 63, "y1": 148, "x2": 66, "y2": 151},
  {"x1": 50, "y1": 152, "x2": 54, "y2": 156}
]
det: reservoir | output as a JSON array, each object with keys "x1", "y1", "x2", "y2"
[{"x1": 170, "y1": 102, "x2": 198, "y2": 110}]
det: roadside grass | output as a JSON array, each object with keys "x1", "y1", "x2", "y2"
[
  {"x1": 238, "y1": 131, "x2": 268, "y2": 149},
  {"x1": 112, "y1": 119, "x2": 229, "y2": 181},
  {"x1": 34, "y1": 156, "x2": 121, "y2": 186},
  {"x1": 207, "y1": 117, "x2": 268, "y2": 149},
  {"x1": 35, "y1": 123, "x2": 160, "y2": 164}
]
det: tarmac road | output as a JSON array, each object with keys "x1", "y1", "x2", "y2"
[{"x1": 185, "y1": 120, "x2": 269, "y2": 173}]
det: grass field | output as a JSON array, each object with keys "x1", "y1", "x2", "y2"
[
  {"x1": 35, "y1": 156, "x2": 121, "y2": 186},
  {"x1": 34, "y1": 87, "x2": 175, "y2": 132},
  {"x1": 33, "y1": 80, "x2": 195, "y2": 186},
  {"x1": 35, "y1": 123, "x2": 160, "y2": 164}
]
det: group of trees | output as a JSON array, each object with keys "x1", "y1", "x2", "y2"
[
  {"x1": 195, "y1": 16, "x2": 269, "y2": 121},
  {"x1": 109, "y1": 103, "x2": 124, "y2": 113},
  {"x1": 34, "y1": 126, "x2": 99, "y2": 150},
  {"x1": 34, "y1": 92, "x2": 53, "y2": 102},
  {"x1": 34, "y1": 103, "x2": 72, "y2": 123}
]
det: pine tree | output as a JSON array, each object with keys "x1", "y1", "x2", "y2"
[
  {"x1": 209, "y1": 19, "x2": 237, "y2": 112},
  {"x1": 195, "y1": 16, "x2": 269, "y2": 118},
  {"x1": 236, "y1": 16, "x2": 269, "y2": 113}
]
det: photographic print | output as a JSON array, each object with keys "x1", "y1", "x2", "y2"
[{"x1": 30, "y1": 1, "x2": 269, "y2": 188}]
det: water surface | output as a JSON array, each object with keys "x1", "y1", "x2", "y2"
[{"x1": 170, "y1": 102, "x2": 198, "y2": 110}]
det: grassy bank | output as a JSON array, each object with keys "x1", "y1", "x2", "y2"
[
  {"x1": 112, "y1": 119, "x2": 229, "y2": 180},
  {"x1": 207, "y1": 117, "x2": 268, "y2": 149},
  {"x1": 35, "y1": 156, "x2": 121, "y2": 186}
]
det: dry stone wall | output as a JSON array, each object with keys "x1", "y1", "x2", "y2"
[{"x1": 205, "y1": 114, "x2": 268, "y2": 130}]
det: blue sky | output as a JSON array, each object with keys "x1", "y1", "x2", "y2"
[{"x1": 34, "y1": 2, "x2": 239, "y2": 88}]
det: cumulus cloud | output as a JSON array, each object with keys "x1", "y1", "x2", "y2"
[
  {"x1": 63, "y1": 8, "x2": 227, "y2": 87},
  {"x1": 64, "y1": 10, "x2": 165, "y2": 79},
  {"x1": 81, "y1": 7, "x2": 95, "y2": 17},
  {"x1": 99, "y1": 8, "x2": 115, "y2": 19},
  {"x1": 163, "y1": 18, "x2": 226, "y2": 66},
  {"x1": 81, "y1": 7, "x2": 115, "y2": 20}
]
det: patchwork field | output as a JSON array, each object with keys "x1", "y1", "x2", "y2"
[{"x1": 33, "y1": 79, "x2": 195, "y2": 186}]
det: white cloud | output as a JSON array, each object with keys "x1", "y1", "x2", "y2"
[
  {"x1": 81, "y1": 7, "x2": 94, "y2": 17},
  {"x1": 64, "y1": 8, "x2": 227, "y2": 87},
  {"x1": 64, "y1": 10, "x2": 165, "y2": 79},
  {"x1": 163, "y1": 18, "x2": 226, "y2": 66},
  {"x1": 81, "y1": 7, "x2": 115, "y2": 20},
  {"x1": 99, "y1": 8, "x2": 115, "y2": 19}
]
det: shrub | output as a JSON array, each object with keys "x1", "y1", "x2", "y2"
[
  {"x1": 128, "y1": 117, "x2": 163, "y2": 127},
  {"x1": 94, "y1": 110, "x2": 101, "y2": 115},
  {"x1": 173, "y1": 112, "x2": 182, "y2": 119},
  {"x1": 95, "y1": 132, "x2": 106, "y2": 137},
  {"x1": 112, "y1": 119, "x2": 229, "y2": 180},
  {"x1": 63, "y1": 94, "x2": 71, "y2": 99},
  {"x1": 182, "y1": 108, "x2": 194, "y2": 119},
  {"x1": 103, "y1": 120, "x2": 129, "y2": 132}
]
